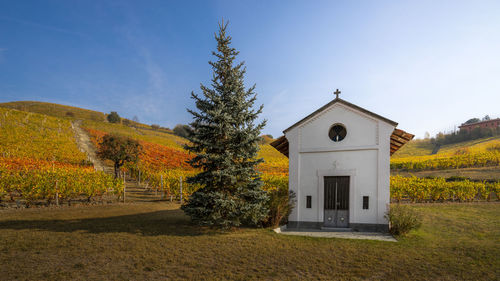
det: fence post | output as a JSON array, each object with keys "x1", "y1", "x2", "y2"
[
  {"x1": 55, "y1": 180, "x2": 59, "y2": 206},
  {"x1": 161, "y1": 175, "x2": 164, "y2": 199},
  {"x1": 180, "y1": 176, "x2": 183, "y2": 204},
  {"x1": 123, "y1": 171, "x2": 126, "y2": 203},
  {"x1": 138, "y1": 170, "x2": 141, "y2": 185}
]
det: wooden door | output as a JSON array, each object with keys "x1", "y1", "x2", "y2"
[{"x1": 324, "y1": 176, "x2": 349, "y2": 228}]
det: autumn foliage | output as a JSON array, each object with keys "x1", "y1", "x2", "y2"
[
  {"x1": 97, "y1": 134, "x2": 141, "y2": 178},
  {"x1": 0, "y1": 108, "x2": 123, "y2": 205},
  {"x1": 3, "y1": 104, "x2": 497, "y2": 208}
]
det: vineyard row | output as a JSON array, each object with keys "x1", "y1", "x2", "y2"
[
  {"x1": 0, "y1": 166, "x2": 123, "y2": 206},
  {"x1": 390, "y1": 151, "x2": 500, "y2": 171}
]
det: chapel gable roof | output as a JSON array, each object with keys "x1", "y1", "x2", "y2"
[
  {"x1": 271, "y1": 97, "x2": 414, "y2": 157},
  {"x1": 283, "y1": 97, "x2": 398, "y2": 133},
  {"x1": 270, "y1": 129, "x2": 414, "y2": 157}
]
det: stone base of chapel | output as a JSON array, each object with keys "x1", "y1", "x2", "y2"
[{"x1": 287, "y1": 221, "x2": 389, "y2": 233}]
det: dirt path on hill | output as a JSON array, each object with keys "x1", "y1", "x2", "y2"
[
  {"x1": 71, "y1": 120, "x2": 165, "y2": 203},
  {"x1": 71, "y1": 120, "x2": 162, "y2": 202},
  {"x1": 71, "y1": 120, "x2": 108, "y2": 172}
]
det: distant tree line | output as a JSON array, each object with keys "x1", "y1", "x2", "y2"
[
  {"x1": 431, "y1": 115, "x2": 499, "y2": 146},
  {"x1": 464, "y1": 115, "x2": 490, "y2": 125},
  {"x1": 104, "y1": 111, "x2": 268, "y2": 142},
  {"x1": 106, "y1": 111, "x2": 173, "y2": 132}
]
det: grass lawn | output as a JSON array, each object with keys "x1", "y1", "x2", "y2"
[{"x1": 0, "y1": 203, "x2": 498, "y2": 280}]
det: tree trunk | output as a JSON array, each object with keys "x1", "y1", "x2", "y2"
[{"x1": 114, "y1": 162, "x2": 119, "y2": 178}]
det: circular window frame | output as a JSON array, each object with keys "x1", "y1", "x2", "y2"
[{"x1": 328, "y1": 123, "x2": 347, "y2": 142}]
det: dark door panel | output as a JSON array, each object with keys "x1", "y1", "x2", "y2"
[{"x1": 324, "y1": 176, "x2": 349, "y2": 228}]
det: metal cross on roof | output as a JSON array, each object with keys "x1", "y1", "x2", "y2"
[{"x1": 334, "y1": 89, "x2": 341, "y2": 99}]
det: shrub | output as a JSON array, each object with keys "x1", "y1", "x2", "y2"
[
  {"x1": 173, "y1": 124, "x2": 190, "y2": 138},
  {"x1": 122, "y1": 119, "x2": 131, "y2": 126},
  {"x1": 385, "y1": 204, "x2": 422, "y2": 236},
  {"x1": 151, "y1": 124, "x2": 160, "y2": 131},
  {"x1": 264, "y1": 186, "x2": 296, "y2": 227},
  {"x1": 97, "y1": 134, "x2": 141, "y2": 178},
  {"x1": 107, "y1": 111, "x2": 121, "y2": 123}
]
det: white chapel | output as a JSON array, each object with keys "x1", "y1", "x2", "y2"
[{"x1": 271, "y1": 90, "x2": 413, "y2": 232}]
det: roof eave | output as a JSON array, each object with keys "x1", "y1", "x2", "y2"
[{"x1": 283, "y1": 98, "x2": 398, "y2": 134}]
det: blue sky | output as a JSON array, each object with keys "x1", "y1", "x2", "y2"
[{"x1": 0, "y1": 0, "x2": 499, "y2": 138}]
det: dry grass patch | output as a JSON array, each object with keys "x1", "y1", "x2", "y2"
[{"x1": 0, "y1": 202, "x2": 498, "y2": 280}]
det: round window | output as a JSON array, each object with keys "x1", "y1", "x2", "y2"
[{"x1": 329, "y1": 124, "x2": 347, "y2": 142}]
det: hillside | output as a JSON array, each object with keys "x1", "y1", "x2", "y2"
[
  {"x1": 0, "y1": 101, "x2": 288, "y2": 168},
  {"x1": 2, "y1": 100, "x2": 497, "y2": 188},
  {"x1": 0, "y1": 102, "x2": 289, "y2": 197},
  {"x1": 83, "y1": 120, "x2": 188, "y2": 151},
  {"x1": 82, "y1": 117, "x2": 289, "y2": 176},
  {"x1": 0, "y1": 101, "x2": 498, "y2": 208},
  {"x1": 0, "y1": 101, "x2": 106, "y2": 122},
  {"x1": 0, "y1": 107, "x2": 87, "y2": 164},
  {"x1": 0, "y1": 107, "x2": 122, "y2": 206},
  {"x1": 393, "y1": 136, "x2": 500, "y2": 158},
  {"x1": 391, "y1": 136, "x2": 500, "y2": 180},
  {"x1": 391, "y1": 139, "x2": 435, "y2": 158},
  {"x1": 0, "y1": 101, "x2": 150, "y2": 129},
  {"x1": 438, "y1": 136, "x2": 500, "y2": 155}
]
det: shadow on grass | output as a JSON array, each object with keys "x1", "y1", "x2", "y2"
[{"x1": 0, "y1": 209, "x2": 219, "y2": 237}]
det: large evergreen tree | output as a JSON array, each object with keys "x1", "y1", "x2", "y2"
[{"x1": 181, "y1": 21, "x2": 269, "y2": 228}]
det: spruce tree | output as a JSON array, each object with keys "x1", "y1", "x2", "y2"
[{"x1": 181, "y1": 21, "x2": 269, "y2": 228}]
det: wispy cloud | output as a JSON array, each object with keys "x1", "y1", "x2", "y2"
[
  {"x1": 116, "y1": 6, "x2": 170, "y2": 123},
  {"x1": 137, "y1": 46, "x2": 166, "y2": 93},
  {"x1": 0, "y1": 16, "x2": 88, "y2": 38}
]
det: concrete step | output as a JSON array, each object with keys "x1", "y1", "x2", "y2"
[{"x1": 320, "y1": 227, "x2": 353, "y2": 232}]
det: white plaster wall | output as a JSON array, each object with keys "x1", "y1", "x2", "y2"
[
  {"x1": 376, "y1": 121, "x2": 394, "y2": 224},
  {"x1": 299, "y1": 150, "x2": 378, "y2": 224},
  {"x1": 285, "y1": 101, "x2": 395, "y2": 226},
  {"x1": 286, "y1": 128, "x2": 300, "y2": 222},
  {"x1": 299, "y1": 103, "x2": 378, "y2": 150}
]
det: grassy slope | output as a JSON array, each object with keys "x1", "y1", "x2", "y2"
[
  {"x1": 0, "y1": 101, "x2": 289, "y2": 175},
  {"x1": 438, "y1": 136, "x2": 500, "y2": 155},
  {"x1": 392, "y1": 137, "x2": 500, "y2": 179},
  {"x1": 82, "y1": 117, "x2": 288, "y2": 174},
  {"x1": 393, "y1": 136, "x2": 500, "y2": 159},
  {"x1": 0, "y1": 202, "x2": 498, "y2": 280},
  {"x1": 84, "y1": 119, "x2": 288, "y2": 174},
  {"x1": 0, "y1": 101, "x2": 106, "y2": 122},
  {"x1": 83, "y1": 120, "x2": 187, "y2": 151},
  {"x1": 391, "y1": 139, "x2": 435, "y2": 158},
  {"x1": 0, "y1": 107, "x2": 87, "y2": 164}
]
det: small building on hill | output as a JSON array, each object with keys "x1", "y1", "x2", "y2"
[
  {"x1": 271, "y1": 91, "x2": 413, "y2": 232},
  {"x1": 458, "y1": 118, "x2": 500, "y2": 133}
]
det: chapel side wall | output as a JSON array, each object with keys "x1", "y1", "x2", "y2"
[
  {"x1": 377, "y1": 122, "x2": 395, "y2": 225},
  {"x1": 285, "y1": 129, "x2": 300, "y2": 222}
]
